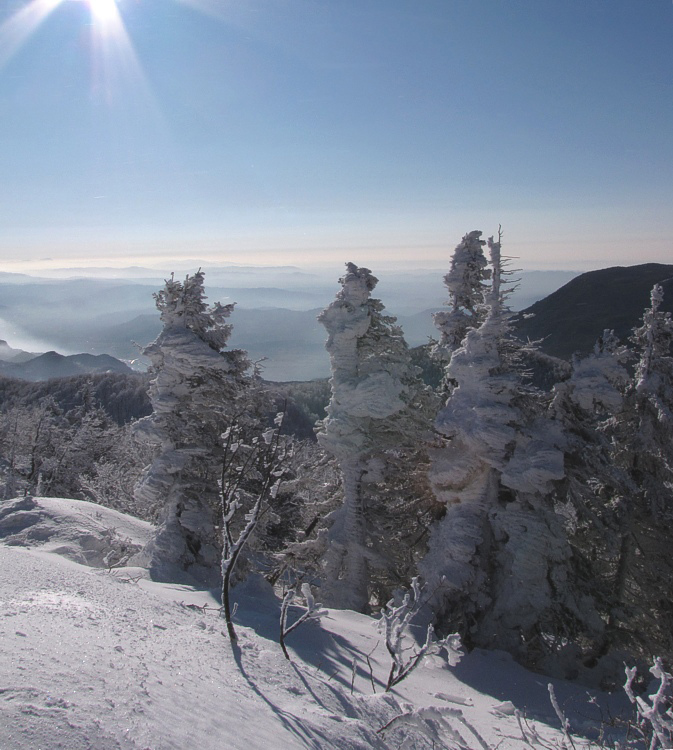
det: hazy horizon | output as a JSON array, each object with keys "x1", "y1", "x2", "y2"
[{"x1": 1, "y1": 242, "x2": 671, "y2": 279}]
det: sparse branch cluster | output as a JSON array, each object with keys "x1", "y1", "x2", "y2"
[
  {"x1": 378, "y1": 577, "x2": 462, "y2": 691},
  {"x1": 279, "y1": 582, "x2": 326, "y2": 660},
  {"x1": 219, "y1": 411, "x2": 292, "y2": 640}
]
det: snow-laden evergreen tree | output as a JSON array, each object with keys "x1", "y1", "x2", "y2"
[
  {"x1": 317, "y1": 262, "x2": 435, "y2": 611},
  {"x1": 588, "y1": 284, "x2": 673, "y2": 669},
  {"x1": 432, "y1": 230, "x2": 490, "y2": 363},
  {"x1": 628, "y1": 283, "x2": 673, "y2": 517},
  {"x1": 422, "y1": 234, "x2": 523, "y2": 614},
  {"x1": 421, "y1": 233, "x2": 596, "y2": 673},
  {"x1": 537, "y1": 292, "x2": 673, "y2": 682},
  {"x1": 548, "y1": 330, "x2": 635, "y2": 679},
  {"x1": 556, "y1": 330, "x2": 629, "y2": 416},
  {"x1": 133, "y1": 270, "x2": 250, "y2": 583}
]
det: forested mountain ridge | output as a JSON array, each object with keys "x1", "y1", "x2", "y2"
[
  {"x1": 513, "y1": 263, "x2": 673, "y2": 359},
  {"x1": 0, "y1": 350, "x2": 134, "y2": 381},
  {"x1": 0, "y1": 371, "x2": 151, "y2": 425},
  {"x1": 0, "y1": 339, "x2": 37, "y2": 364}
]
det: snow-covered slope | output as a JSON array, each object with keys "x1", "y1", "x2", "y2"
[
  {"x1": 0, "y1": 497, "x2": 630, "y2": 749},
  {"x1": 0, "y1": 496, "x2": 152, "y2": 568}
]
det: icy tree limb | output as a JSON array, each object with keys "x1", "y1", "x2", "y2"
[
  {"x1": 547, "y1": 684, "x2": 576, "y2": 749},
  {"x1": 624, "y1": 658, "x2": 673, "y2": 750},
  {"x1": 377, "y1": 577, "x2": 463, "y2": 691},
  {"x1": 279, "y1": 583, "x2": 326, "y2": 661},
  {"x1": 377, "y1": 704, "x2": 490, "y2": 750},
  {"x1": 220, "y1": 412, "x2": 289, "y2": 641}
]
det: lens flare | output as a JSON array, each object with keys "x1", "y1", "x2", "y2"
[{"x1": 0, "y1": 0, "x2": 63, "y2": 70}]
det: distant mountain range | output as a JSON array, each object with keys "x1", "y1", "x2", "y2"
[
  {"x1": 513, "y1": 263, "x2": 673, "y2": 359},
  {"x1": 0, "y1": 343, "x2": 133, "y2": 381},
  {"x1": 0, "y1": 263, "x2": 671, "y2": 382}
]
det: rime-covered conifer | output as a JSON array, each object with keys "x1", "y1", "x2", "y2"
[
  {"x1": 628, "y1": 283, "x2": 673, "y2": 516},
  {"x1": 547, "y1": 331, "x2": 635, "y2": 677},
  {"x1": 432, "y1": 230, "x2": 490, "y2": 362},
  {"x1": 317, "y1": 262, "x2": 434, "y2": 611},
  {"x1": 133, "y1": 270, "x2": 249, "y2": 583},
  {"x1": 421, "y1": 233, "x2": 594, "y2": 672},
  {"x1": 589, "y1": 285, "x2": 673, "y2": 668}
]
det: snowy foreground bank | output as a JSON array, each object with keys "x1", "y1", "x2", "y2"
[{"x1": 0, "y1": 497, "x2": 631, "y2": 749}]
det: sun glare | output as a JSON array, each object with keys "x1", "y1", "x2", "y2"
[
  {"x1": 0, "y1": 0, "x2": 120, "y2": 71},
  {"x1": 87, "y1": 0, "x2": 118, "y2": 23}
]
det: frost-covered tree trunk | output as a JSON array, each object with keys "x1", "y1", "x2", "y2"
[
  {"x1": 318, "y1": 262, "x2": 433, "y2": 611},
  {"x1": 132, "y1": 271, "x2": 249, "y2": 584},
  {"x1": 318, "y1": 462, "x2": 369, "y2": 611},
  {"x1": 420, "y1": 458, "x2": 495, "y2": 624},
  {"x1": 326, "y1": 463, "x2": 368, "y2": 609}
]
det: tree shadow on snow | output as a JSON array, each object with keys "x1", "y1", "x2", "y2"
[
  {"x1": 233, "y1": 599, "x2": 387, "y2": 694},
  {"x1": 227, "y1": 637, "x2": 370, "y2": 750},
  {"x1": 451, "y1": 647, "x2": 631, "y2": 733},
  {"x1": 229, "y1": 577, "x2": 386, "y2": 694}
]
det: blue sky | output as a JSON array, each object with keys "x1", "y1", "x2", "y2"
[{"x1": 0, "y1": 0, "x2": 671, "y2": 272}]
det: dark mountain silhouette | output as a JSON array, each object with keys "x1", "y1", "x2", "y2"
[{"x1": 513, "y1": 263, "x2": 673, "y2": 359}]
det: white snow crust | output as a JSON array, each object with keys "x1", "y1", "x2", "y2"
[{"x1": 0, "y1": 496, "x2": 629, "y2": 749}]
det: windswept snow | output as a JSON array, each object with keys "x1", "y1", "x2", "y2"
[
  {"x1": 0, "y1": 496, "x2": 630, "y2": 749},
  {"x1": 0, "y1": 496, "x2": 152, "y2": 569}
]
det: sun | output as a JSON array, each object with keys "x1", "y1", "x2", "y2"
[{"x1": 87, "y1": 0, "x2": 119, "y2": 23}]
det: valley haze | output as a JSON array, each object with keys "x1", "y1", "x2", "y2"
[
  {"x1": 0, "y1": 262, "x2": 579, "y2": 381},
  {"x1": 0, "y1": 260, "x2": 579, "y2": 381}
]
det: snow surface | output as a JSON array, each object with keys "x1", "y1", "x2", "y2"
[{"x1": 0, "y1": 496, "x2": 631, "y2": 749}]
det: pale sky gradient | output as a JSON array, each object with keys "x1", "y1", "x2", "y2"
[{"x1": 0, "y1": 0, "x2": 671, "y2": 273}]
